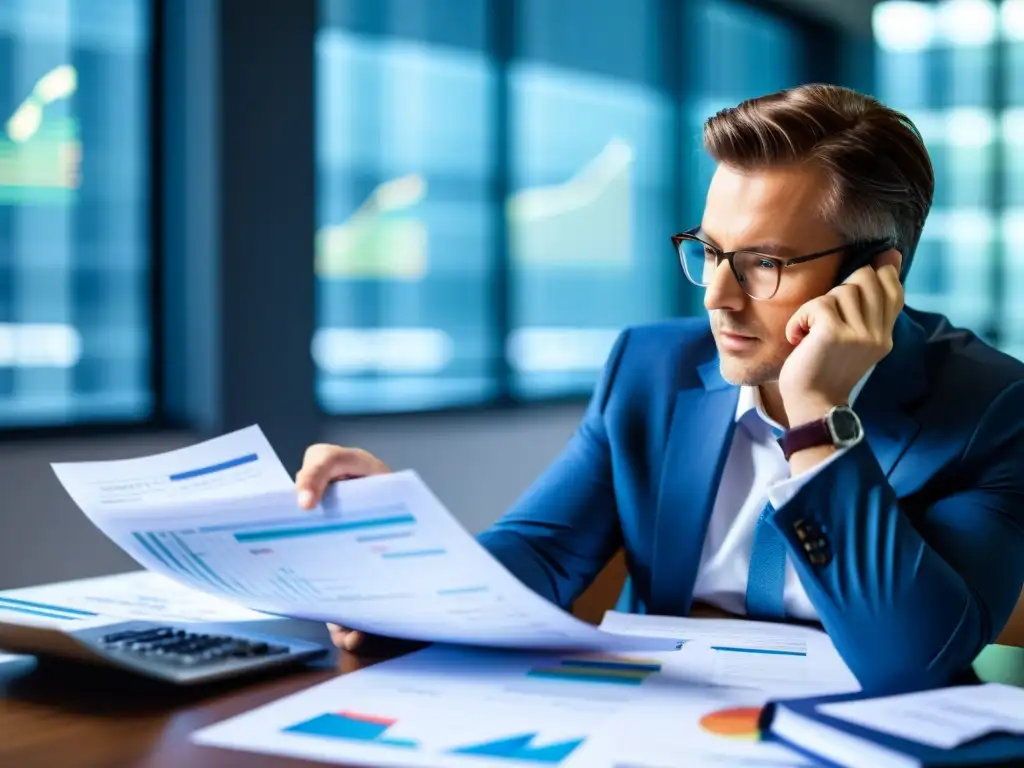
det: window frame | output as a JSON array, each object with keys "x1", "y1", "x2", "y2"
[
  {"x1": 0, "y1": 0, "x2": 167, "y2": 439},
  {"x1": 313, "y1": 0, "x2": 846, "y2": 418}
]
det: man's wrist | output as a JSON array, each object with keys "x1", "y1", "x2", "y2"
[
  {"x1": 781, "y1": 395, "x2": 859, "y2": 475},
  {"x1": 783, "y1": 394, "x2": 846, "y2": 429}
]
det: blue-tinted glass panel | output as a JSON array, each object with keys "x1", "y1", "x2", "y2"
[
  {"x1": 0, "y1": 0, "x2": 151, "y2": 426},
  {"x1": 688, "y1": 0, "x2": 805, "y2": 193},
  {"x1": 509, "y1": 0, "x2": 674, "y2": 399},
  {"x1": 873, "y1": 1, "x2": 997, "y2": 344},
  {"x1": 315, "y1": 0, "x2": 496, "y2": 413},
  {"x1": 1004, "y1": 7, "x2": 1024, "y2": 361}
]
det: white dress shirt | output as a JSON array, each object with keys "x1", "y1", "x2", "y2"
[{"x1": 690, "y1": 370, "x2": 874, "y2": 622}]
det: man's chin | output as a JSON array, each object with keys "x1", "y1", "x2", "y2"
[{"x1": 718, "y1": 356, "x2": 779, "y2": 388}]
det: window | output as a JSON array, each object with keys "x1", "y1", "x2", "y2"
[
  {"x1": 507, "y1": 0, "x2": 673, "y2": 399},
  {"x1": 0, "y1": 0, "x2": 152, "y2": 426},
  {"x1": 315, "y1": 0, "x2": 497, "y2": 414},
  {"x1": 687, "y1": 0, "x2": 806, "y2": 194},
  {"x1": 873, "y1": 0, "x2": 1019, "y2": 356},
  {"x1": 315, "y1": 0, "x2": 817, "y2": 413}
]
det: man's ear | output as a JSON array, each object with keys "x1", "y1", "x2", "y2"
[{"x1": 873, "y1": 248, "x2": 902, "y2": 275}]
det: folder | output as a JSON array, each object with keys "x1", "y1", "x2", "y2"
[{"x1": 759, "y1": 689, "x2": 1024, "y2": 768}]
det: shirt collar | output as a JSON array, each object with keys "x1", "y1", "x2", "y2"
[{"x1": 735, "y1": 365, "x2": 877, "y2": 432}]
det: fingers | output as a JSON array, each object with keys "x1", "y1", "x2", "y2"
[
  {"x1": 295, "y1": 444, "x2": 390, "y2": 509},
  {"x1": 326, "y1": 623, "x2": 365, "y2": 651},
  {"x1": 786, "y1": 294, "x2": 842, "y2": 347},
  {"x1": 876, "y1": 262, "x2": 904, "y2": 328},
  {"x1": 873, "y1": 247, "x2": 902, "y2": 275},
  {"x1": 830, "y1": 283, "x2": 869, "y2": 336},
  {"x1": 829, "y1": 259, "x2": 902, "y2": 341}
]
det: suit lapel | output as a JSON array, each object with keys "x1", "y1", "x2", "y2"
[
  {"x1": 649, "y1": 359, "x2": 738, "y2": 617},
  {"x1": 853, "y1": 312, "x2": 929, "y2": 485},
  {"x1": 647, "y1": 312, "x2": 929, "y2": 616}
]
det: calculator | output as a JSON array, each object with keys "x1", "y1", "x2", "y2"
[{"x1": 0, "y1": 619, "x2": 330, "y2": 685}]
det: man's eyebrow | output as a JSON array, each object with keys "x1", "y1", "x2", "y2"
[
  {"x1": 697, "y1": 229, "x2": 793, "y2": 257},
  {"x1": 739, "y1": 242, "x2": 792, "y2": 256}
]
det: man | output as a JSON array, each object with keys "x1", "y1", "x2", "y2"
[{"x1": 296, "y1": 84, "x2": 1024, "y2": 695}]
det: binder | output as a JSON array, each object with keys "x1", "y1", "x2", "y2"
[{"x1": 759, "y1": 690, "x2": 1024, "y2": 768}]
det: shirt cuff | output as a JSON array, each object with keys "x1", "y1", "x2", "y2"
[{"x1": 767, "y1": 446, "x2": 852, "y2": 510}]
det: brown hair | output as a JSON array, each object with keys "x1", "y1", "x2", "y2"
[{"x1": 703, "y1": 83, "x2": 934, "y2": 277}]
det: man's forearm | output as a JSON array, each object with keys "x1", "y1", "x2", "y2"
[{"x1": 770, "y1": 441, "x2": 998, "y2": 694}]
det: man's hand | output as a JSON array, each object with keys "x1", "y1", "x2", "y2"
[
  {"x1": 295, "y1": 443, "x2": 392, "y2": 510},
  {"x1": 296, "y1": 443, "x2": 392, "y2": 654},
  {"x1": 778, "y1": 250, "x2": 904, "y2": 427},
  {"x1": 327, "y1": 623, "x2": 367, "y2": 652}
]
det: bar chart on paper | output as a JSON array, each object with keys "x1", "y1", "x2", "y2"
[
  {"x1": 526, "y1": 656, "x2": 663, "y2": 686},
  {"x1": 0, "y1": 596, "x2": 98, "y2": 624},
  {"x1": 280, "y1": 710, "x2": 587, "y2": 766},
  {"x1": 122, "y1": 500, "x2": 425, "y2": 607},
  {"x1": 286, "y1": 711, "x2": 419, "y2": 748}
]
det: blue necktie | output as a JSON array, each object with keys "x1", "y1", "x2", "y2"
[{"x1": 745, "y1": 501, "x2": 788, "y2": 619}]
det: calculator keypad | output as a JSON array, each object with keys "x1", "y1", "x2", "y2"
[{"x1": 98, "y1": 625, "x2": 289, "y2": 668}]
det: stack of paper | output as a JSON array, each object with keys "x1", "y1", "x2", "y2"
[
  {"x1": 49, "y1": 426, "x2": 676, "y2": 653},
  {"x1": 191, "y1": 614, "x2": 860, "y2": 767}
]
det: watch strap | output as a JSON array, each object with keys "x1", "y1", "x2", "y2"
[{"x1": 780, "y1": 417, "x2": 833, "y2": 461}]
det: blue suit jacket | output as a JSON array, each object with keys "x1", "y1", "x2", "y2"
[{"x1": 478, "y1": 307, "x2": 1024, "y2": 694}]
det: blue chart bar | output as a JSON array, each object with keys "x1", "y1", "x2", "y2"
[
  {"x1": 449, "y1": 734, "x2": 585, "y2": 764},
  {"x1": 134, "y1": 532, "x2": 189, "y2": 577},
  {"x1": 234, "y1": 514, "x2": 416, "y2": 544},
  {"x1": 0, "y1": 597, "x2": 99, "y2": 621},
  {"x1": 356, "y1": 531, "x2": 413, "y2": 543},
  {"x1": 133, "y1": 531, "x2": 239, "y2": 595},
  {"x1": 199, "y1": 516, "x2": 319, "y2": 534},
  {"x1": 167, "y1": 533, "x2": 236, "y2": 592},
  {"x1": 382, "y1": 549, "x2": 446, "y2": 559},
  {"x1": 711, "y1": 646, "x2": 807, "y2": 657},
  {"x1": 169, "y1": 453, "x2": 258, "y2": 482},
  {"x1": 276, "y1": 568, "x2": 321, "y2": 598}
]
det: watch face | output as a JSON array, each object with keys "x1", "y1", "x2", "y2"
[{"x1": 830, "y1": 407, "x2": 863, "y2": 442}]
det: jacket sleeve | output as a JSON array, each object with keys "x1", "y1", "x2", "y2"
[
  {"x1": 476, "y1": 330, "x2": 629, "y2": 610},
  {"x1": 771, "y1": 381, "x2": 1024, "y2": 695}
]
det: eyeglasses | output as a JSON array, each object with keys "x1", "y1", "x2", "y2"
[{"x1": 671, "y1": 228, "x2": 890, "y2": 300}]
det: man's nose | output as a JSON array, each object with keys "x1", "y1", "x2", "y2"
[{"x1": 703, "y1": 259, "x2": 747, "y2": 312}]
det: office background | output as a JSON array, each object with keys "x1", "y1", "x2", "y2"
[{"x1": 0, "y1": 0, "x2": 1016, "y2": 588}]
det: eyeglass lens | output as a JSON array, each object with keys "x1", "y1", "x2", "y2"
[{"x1": 676, "y1": 237, "x2": 781, "y2": 299}]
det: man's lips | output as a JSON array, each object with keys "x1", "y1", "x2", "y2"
[{"x1": 717, "y1": 330, "x2": 760, "y2": 352}]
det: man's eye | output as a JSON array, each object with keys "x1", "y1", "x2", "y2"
[{"x1": 756, "y1": 259, "x2": 777, "y2": 269}]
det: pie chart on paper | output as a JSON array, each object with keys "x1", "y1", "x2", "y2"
[{"x1": 698, "y1": 706, "x2": 763, "y2": 741}]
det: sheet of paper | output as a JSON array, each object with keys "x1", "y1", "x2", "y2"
[
  {"x1": 193, "y1": 644, "x2": 818, "y2": 768},
  {"x1": 0, "y1": 570, "x2": 275, "y2": 632},
  {"x1": 50, "y1": 428, "x2": 677, "y2": 653},
  {"x1": 817, "y1": 683, "x2": 1024, "y2": 749},
  {"x1": 599, "y1": 610, "x2": 860, "y2": 695},
  {"x1": 50, "y1": 425, "x2": 294, "y2": 512}
]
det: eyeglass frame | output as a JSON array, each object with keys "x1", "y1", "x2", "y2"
[{"x1": 670, "y1": 227, "x2": 894, "y2": 300}]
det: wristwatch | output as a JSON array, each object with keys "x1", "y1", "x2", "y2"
[{"x1": 780, "y1": 404, "x2": 864, "y2": 460}]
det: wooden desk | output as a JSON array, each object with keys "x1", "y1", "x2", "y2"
[
  {"x1": 0, "y1": 620, "x2": 369, "y2": 767},
  {"x1": 2, "y1": 620, "x2": 1023, "y2": 767}
]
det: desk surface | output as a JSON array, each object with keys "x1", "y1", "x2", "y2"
[{"x1": 2, "y1": 620, "x2": 1023, "y2": 768}]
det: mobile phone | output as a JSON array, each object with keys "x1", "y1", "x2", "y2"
[{"x1": 834, "y1": 241, "x2": 893, "y2": 286}]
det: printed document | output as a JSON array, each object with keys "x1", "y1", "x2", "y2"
[
  {"x1": 192, "y1": 642, "x2": 828, "y2": 767},
  {"x1": 817, "y1": 682, "x2": 1024, "y2": 749},
  {"x1": 599, "y1": 610, "x2": 861, "y2": 695},
  {"x1": 0, "y1": 570, "x2": 277, "y2": 661},
  {"x1": 0, "y1": 570, "x2": 275, "y2": 632},
  {"x1": 50, "y1": 426, "x2": 676, "y2": 653}
]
